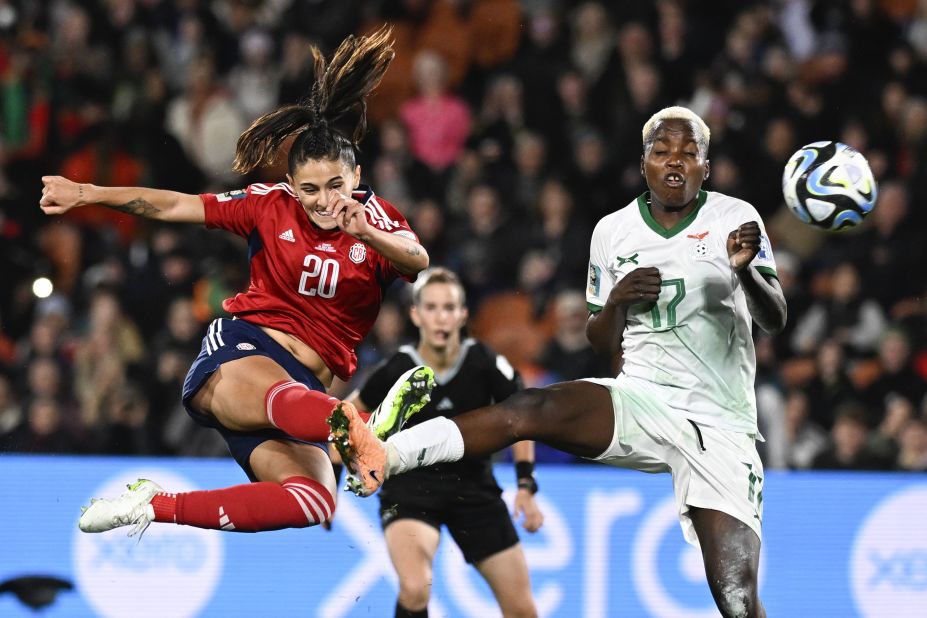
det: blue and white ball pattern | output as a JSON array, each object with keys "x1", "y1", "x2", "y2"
[{"x1": 782, "y1": 141, "x2": 877, "y2": 231}]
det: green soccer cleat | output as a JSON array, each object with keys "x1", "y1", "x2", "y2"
[
  {"x1": 368, "y1": 365, "x2": 435, "y2": 440},
  {"x1": 328, "y1": 365, "x2": 435, "y2": 496}
]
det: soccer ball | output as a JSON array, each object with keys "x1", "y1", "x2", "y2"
[{"x1": 781, "y1": 141, "x2": 877, "y2": 231}]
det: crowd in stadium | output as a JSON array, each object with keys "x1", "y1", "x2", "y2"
[{"x1": 1, "y1": 0, "x2": 926, "y2": 473}]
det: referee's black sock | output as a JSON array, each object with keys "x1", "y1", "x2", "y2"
[{"x1": 395, "y1": 601, "x2": 427, "y2": 617}]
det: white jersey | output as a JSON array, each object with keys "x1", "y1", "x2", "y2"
[{"x1": 586, "y1": 190, "x2": 778, "y2": 435}]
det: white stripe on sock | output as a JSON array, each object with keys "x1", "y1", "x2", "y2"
[
  {"x1": 285, "y1": 486, "x2": 322, "y2": 523},
  {"x1": 284, "y1": 482, "x2": 332, "y2": 520}
]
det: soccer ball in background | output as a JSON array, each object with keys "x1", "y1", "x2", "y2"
[{"x1": 781, "y1": 141, "x2": 878, "y2": 231}]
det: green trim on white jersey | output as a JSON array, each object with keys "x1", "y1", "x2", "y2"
[
  {"x1": 636, "y1": 190, "x2": 708, "y2": 238},
  {"x1": 585, "y1": 190, "x2": 778, "y2": 436}
]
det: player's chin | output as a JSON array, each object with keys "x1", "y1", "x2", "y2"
[{"x1": 310, "y1": 215, "x2": 340, "y2": 230}]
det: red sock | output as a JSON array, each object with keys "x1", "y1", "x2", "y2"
[
  {"x1": 265, "y1": 380, "x2": 341, "y2": 441},
  {"x1": 151, "y1": 477, "x2": 334, "y2": 532}
]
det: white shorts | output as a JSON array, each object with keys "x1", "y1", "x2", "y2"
[{"x1": 584, "y1": 375, "x2": 764, "y2": 547}]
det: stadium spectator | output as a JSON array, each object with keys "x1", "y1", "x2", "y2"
[
  {"x1": 812, "y1": 402, "x2": 893, "y2": 471},
  {"x1": 72, "y1": 289, "x2": 145, "y2": 429},
  {"x1": 781, "y1": 389, "x2": 829, "y2": 470},
  {"x1": 6, "y1": 397, "x2": 76, "y2": 455},
  {"x1": 868, "y1": 394, "x2": 914, "y2": 465},
  {"x1": 836, "y1": 181, "x2": 923, "y2": 312},
  {"x1": 527, "y1": 178, "x2": 592, "y2": 293},
  {"x1": 896, "y1": 416, "x2": 927, "y2": 471},
  {"x1": 399, "y1": 50, "x2": 472, "y2": 199},
  {"x1": 801, "y1": 339, "x2": 860, "y2": 430},
  {"x1": 449, "y1": 183, "x2": 524, "y2": 304},
  {"x1": 43, "y1": 29, "x2": 433, "y2": 537},
  {"x1": 536, "y1": 289, "x2": 610, "y2": 382},
  {"x1": 227, "y1": 30, "x2": 280, "y2": 121},
  {"x1": 790, "y1": 261, "x2": 887, "y2": 358},
  {"x1": 96, "y1": 382, "x2": 155, "y2": 456},
  {"x1": 861, "y1": 329, "x2": 927, "y2": 421},
  {"x1": 165, "y1": 52, "x2": 247, "y2": 187},
  {"x1": 0, "y1": 373, "x2": 23, "y2": 444}
]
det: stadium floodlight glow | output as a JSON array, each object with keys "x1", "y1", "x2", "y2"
[{"x1": 32, "y1": 277, "x2": 53, "y2": 299}]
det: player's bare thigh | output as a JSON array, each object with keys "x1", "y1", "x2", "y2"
[
  {"x1": 510, "y1": 381, "x2": 615, "y2": 458},
  {"x1": 190, "y1": 355, "x2": 292, "y2": 431},
  {"x1": 249, "y1": 439, "x2": 336, "y2": 494}
]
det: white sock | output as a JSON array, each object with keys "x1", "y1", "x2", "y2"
[{"x1": 385, "y1": 417, "x2": 465, "y2": 476}]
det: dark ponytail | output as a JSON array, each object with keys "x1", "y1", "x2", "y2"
[{"x1": 233, "y1": 26, "x2": 395, "y2": 175}]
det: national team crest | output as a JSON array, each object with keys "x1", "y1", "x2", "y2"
[
  {"x1": 349, "y1": 242, "x2": 367, "y2": 264},
  {"x1": 687, "y1": 231, "x2": 713, "y2": 260}
]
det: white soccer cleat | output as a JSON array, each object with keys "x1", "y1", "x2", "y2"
[{"x1": 78, "y1": 479, "x2": 162, "y2": 537}]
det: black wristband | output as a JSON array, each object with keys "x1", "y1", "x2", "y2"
[
  {"x1": 515, "y1": 461, "x2": 537, "y2": 494},
  {"x1": 517, "y1": 477, "x2": 538, "y2": 494},
  {"x1": 515, "y1": 460, "x2": 534, "y2": 480}
]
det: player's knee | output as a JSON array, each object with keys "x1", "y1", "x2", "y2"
[
  {"x1": 499, "y1": 596, "x2": 537, "y2": 618},
  {"x1": 397, "y1": 575, "x2": 431, "y2": 608},
  {"x1": 503, "y1": 388, "x2": 554, "y2": 432},
  {"x1": 715, "y1": 581, "x2": 759, "y2": 618}
]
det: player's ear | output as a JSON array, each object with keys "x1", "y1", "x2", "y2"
[
  {"x1": 704, "y1": 159, "x2": 710, "y2": 181},
  {"x1": 410, "y1": 304, "x2": 422, "y2": 327},
  {"x1": 286, "y1": 173, "x2": 294, "y2": 186},
  {"x1": 352, "y1": 165, "x2": 361, "y2": 189}
]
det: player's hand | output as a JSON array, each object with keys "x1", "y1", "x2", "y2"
[
  {"x1": 727, "y1": 221, "x2": 761, "y2": 271},
  {"x1": 329, "y1": 189, "x2": 369, "y2": 239},
  {"x1": 608, "y1": 267, "x2": 662, "y2": 307},
  {"x1": 39, "y1": 176, "x2": 85, "y2": 215},
  {"x1": 513, "y1": 489, "x2": 544, "y2": 533}
]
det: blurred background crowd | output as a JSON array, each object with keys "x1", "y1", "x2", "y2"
[{"x1": 1, "y1": 0, "x2": 926, "y2": 473}]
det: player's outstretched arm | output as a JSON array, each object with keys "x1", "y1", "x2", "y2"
[{"x1": 40, "y1": 176, "x2": 205, "y2": 224}]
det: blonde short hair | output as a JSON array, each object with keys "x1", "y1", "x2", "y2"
[
  {"x1": 411, "y1": 267, "x2": 466, "y2": 306},
  {"x1": 641, "y1": 106, "x2": 711, "y2": 154}
]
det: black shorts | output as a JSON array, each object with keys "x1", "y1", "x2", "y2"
[{"x1": 378, "y1": 477, "x2": 519, "y2": 564}]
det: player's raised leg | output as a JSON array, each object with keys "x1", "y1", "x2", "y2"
[
  {"x1": 329, "y1": 365, "x2": 435, "y2": 494},
  {"x1": 330, "y1": 381, "x2": 615, "y2": 496}
]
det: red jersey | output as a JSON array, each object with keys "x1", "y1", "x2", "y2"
[{"x1": 200, "y1": 183, "x2": 417, "y2": 380}]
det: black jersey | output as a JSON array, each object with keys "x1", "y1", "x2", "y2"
[{"x1": 359, "y1": 338, "x2": 522, "y2": 494}]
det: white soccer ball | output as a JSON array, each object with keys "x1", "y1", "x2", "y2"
[{"x1": 781, "y1": 141, "x2": 877, "y2": 231}]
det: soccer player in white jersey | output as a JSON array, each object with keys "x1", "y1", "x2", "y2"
[{"x1": 331, "y1": 105, "x2": 786, "y2": 618}]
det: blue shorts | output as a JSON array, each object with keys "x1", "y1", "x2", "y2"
[{"x1": 182, "y1": 317, "x2": 327, "y2": 481}]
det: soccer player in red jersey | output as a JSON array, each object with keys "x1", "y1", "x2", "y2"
[{"x1": 40, "y1": 28, "x2": 436, "y2": 537}]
